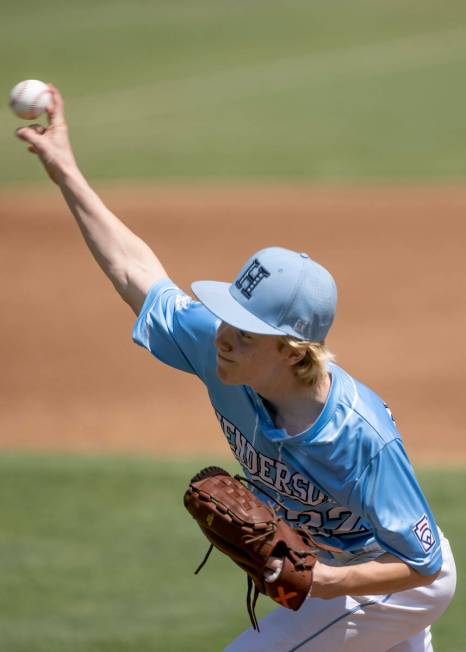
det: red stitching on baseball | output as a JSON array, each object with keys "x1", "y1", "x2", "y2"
[{"x1": 31, "y1": 88, "x2": 51, "y2": 116}]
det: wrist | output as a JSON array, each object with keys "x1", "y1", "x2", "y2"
[
  {"x1": 310, "y1": 561, "x2": 349, "y2": 600},
  {"x1": 56, "y1": 163, "x2": 85, "y2": 189}
]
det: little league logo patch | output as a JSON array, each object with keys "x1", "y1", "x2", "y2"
[{"x1": 413, "y1": 515, "x2": 435, "y2": 552}]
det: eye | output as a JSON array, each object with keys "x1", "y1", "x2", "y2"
[{"x1": 238, "y1": 329, "x2": 253, "y2": 340}]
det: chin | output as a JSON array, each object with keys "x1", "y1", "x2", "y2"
[{"x1": 216, "y1": 364, "x2": 240, "y2": 385}]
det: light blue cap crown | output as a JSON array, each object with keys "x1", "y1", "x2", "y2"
[{"x1": 192, "y1": 247, "x2": 337, "y2": 341}]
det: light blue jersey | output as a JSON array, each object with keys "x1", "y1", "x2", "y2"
[{"x1": 133, "y1": 279, "x2": 442, "y2": 575}]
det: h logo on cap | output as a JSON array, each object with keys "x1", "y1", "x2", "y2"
[{"x1": 235, "y1": 259, "x2": 271, "y2": 299}]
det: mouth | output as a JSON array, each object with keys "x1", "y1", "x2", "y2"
[{"x1": 217, "y1": 352, "x2": 235, "y2": 364}]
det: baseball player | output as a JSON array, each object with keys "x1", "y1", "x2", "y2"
[{"x1": 16, "y1": 86, "x2": 456, "y2": 651}]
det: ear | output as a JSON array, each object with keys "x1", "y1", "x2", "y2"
[{"x1": 279, "y1": 341, "x2": 306, "y2": 366}]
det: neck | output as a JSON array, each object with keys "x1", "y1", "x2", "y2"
[{"x1": 255, "y1": 372, "x2": 331, "y2": 436}]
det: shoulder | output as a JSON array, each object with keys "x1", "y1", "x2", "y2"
[
  {"x1": 132, "y1": 277, "x2": 219, "y2": 377},
  {"x1": 304, "y1": 364, "x2": 403, "y2": 488},
  {"x1": 330, "y1": 363, "x2": 401, "y2": 447},
  {"x1": 136, "y1": 277, "x2": 217, "y2": 334}
]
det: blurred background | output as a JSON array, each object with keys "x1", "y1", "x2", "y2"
[
  {"x1": 2, "y1": 0, "x2": 466, "y2": 183},
  {"x1": 1, "y1": 1, "x2": 465, "y2": 650}
]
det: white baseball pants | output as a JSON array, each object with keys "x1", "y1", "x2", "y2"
[{"x1": 223, "y1": 535, "x2": 456, "y2": 652}]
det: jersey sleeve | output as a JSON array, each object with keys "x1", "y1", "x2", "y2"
[
  {"x1": 347, "y1": 438, "x2": 442, "y2": 575},
  {"x1": 132, "y1": 277, "x2": 218, "y2": 381}
]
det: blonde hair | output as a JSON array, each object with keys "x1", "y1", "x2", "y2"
[{"x1": 277, "y1": 336, "x2": 335, "y2": 387}]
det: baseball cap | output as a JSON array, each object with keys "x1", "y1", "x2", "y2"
[{"x1": 191, "y1": 246, "x2": 337, "y2": 341}]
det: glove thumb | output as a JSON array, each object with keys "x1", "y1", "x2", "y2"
[{"x1": 15, "y1": 124, "x2": 47, "y2": 151}]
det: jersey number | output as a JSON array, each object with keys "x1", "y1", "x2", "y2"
[{"x1": 285, "y1": 506, "x2": 367, "y2": 536}]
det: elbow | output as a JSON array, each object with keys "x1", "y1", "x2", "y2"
[
  {"x1": 426, "y1": 569, "x2": 441, "y2": 585},
  {"x1": 105, "y1": 259, "x2": 130, "y2": 295},
  {"x1": 102, "y1": 263, "x2": 140, "y2": 313},
  {"x1": 110, "y1": 265, "x2": 157, "y2": 315},
  {"x1": 111, "y1": 273, "x2": 146, "y2": 315},
  {"x1": 417, "y1": 568, "x2": 441, "y2": 587}
]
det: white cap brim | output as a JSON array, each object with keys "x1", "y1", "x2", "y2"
[{"x1": 191, "y1": 280, "x2": 284, "y2": 336}]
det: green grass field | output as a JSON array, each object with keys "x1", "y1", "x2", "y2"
[
  {"x1": 2, "y1": 0, "x2": 466, "y2": 184},
  {"x1": 0, "y1": 454, "x2": 463, "y2": 652}
]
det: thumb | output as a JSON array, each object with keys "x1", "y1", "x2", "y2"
[{"x1": 15, "y1": 124, "x2": 47, "y2": 149}]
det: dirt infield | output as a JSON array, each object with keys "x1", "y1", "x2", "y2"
[{"x1": 1, "y1": 184, "x2": 465, "y2": 462}]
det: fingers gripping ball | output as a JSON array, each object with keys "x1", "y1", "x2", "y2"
[
  {"x1": 184, "y1": 467, "x2": 318, "y2": 630},
  {"x1": 9, "y1": 80, "x2": 52, "y2": 120}
]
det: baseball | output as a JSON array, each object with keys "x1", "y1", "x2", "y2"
[{"x1": 9, "y1": 79, "x2": 52, "y2": 120}]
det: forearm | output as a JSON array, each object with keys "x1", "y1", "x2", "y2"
[
  {"x1": 15, "y1": 85, "x2": 167, "y2": 314},
  {"x1": 57, "y1": 166, "x2": 166, "y2": 313},
  {"x1": 311, "y1": 554, "x2": 439, "y2": 600}
]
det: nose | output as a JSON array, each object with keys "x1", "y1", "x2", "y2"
[{"x1": 215, "y1": 322, "x2": 234, "y2": 352}]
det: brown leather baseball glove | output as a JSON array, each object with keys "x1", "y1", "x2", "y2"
[{"x1": 183, "y1": 466, "x2": 320, "y2": 630}]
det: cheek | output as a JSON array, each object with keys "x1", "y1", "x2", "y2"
[
  {"x1": 255, "y1": 351, "x2": 286, "y2": 380},
  {"x1": 243, "y1": 349, "x2": 277, "y2": 379}
]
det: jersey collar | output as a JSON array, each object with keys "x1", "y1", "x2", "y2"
[{"x1": 244, "y1": 363, "x2": 340, "y2": 445}]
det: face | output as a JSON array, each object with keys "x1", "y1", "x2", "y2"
[{"x1": 214, "y1": 322, "x2": 295, "y2": 388}]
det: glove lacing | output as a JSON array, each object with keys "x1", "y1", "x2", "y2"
[{"x1": 193, "y1": 474, "x2": 283, "y2": 632}]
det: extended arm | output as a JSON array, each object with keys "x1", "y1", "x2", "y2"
[{"x1": 15, "y1": 85, "x2": 167, "y2": 314}]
